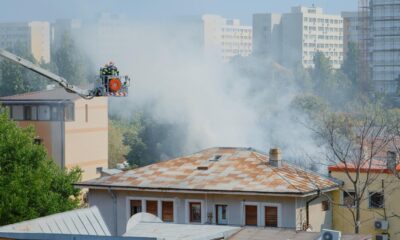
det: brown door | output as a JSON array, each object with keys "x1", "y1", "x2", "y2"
[
  {"x1": 130, "y1": 200, "x2": 142, "y2": 216},
  {"x1": 245, "y1": 205, "x2": 257, "y2": 226},
  {"x1": 146, "y1": 200, "x2": 158, "y2": 216},
  {"x1": 265, "y1": 206, "x2": 278, "y2": 227},
  {"x1": 162, "y1": 201, "x2": 174, "y2": 222},
  {"x1": 189, "y1": 202, "x2": 202, "y2": 222}
]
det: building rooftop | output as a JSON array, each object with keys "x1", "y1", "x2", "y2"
[
  {"x1": 0, "y1": 87, "x2": 81, "y2": 101},
  {"x1": 76, "y1": 147, "x2": 338, "y2": 196},
  {"x1": 328, "y1": 159, "x2": 400, "y2": 173}
]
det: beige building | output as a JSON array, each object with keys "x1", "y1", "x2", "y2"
[
  {"x1": 0, "y1": 88, "x2": 108, "y2": 181},
  {"x1": 0, "y1": 21, "x2": 50, "y2": 63},
  {"x1": 76, "y1": 147, "x2": 339, "y2": 235},
  {"x1": 253, "y1": 6, "x2": 344, "y2": 69},
  {"x1": 202, "y1": 15, "x2": 252, "y2": 61}
]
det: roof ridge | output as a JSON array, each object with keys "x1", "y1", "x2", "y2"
[{"x1": 250, "y1": 152, "x2": 303, "y2": 193}]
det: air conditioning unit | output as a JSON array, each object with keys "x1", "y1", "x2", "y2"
[
  {"x1": 374, "y1": 220, "x2": 389, "y2": 230},
  {"x1": 320, "y1": 229, "x2": 341, "y2": 240},
  {"x1": 376, "y1": 234, "x2": 389, "y2": 240}
]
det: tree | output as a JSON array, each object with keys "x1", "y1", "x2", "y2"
[
  {"x1": 0, "y1": 43, "x2": 48, "y2": 96},
  {"x1": 53, "y1": 32, "x2": 92, "y2": 85},
  {"x1": 0, "y1": 110, "x2": 82, "y2": 225},
  {"x1": 341, "y1": 42, "x2": 359, "y2": 89},
  {"x1": 312, "y1": 103, "x2": 394, "y2": 233},
  {"x1": 108, "y1": 120, "x2": 130, "y2": 168}
]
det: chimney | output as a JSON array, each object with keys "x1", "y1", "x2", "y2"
[{"x1": 269, "y1": 148, "x2": 282, "y2": 167}]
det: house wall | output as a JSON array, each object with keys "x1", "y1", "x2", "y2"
[
  {"x1": 87, "y1": 189, "x2": 332, "y2": 236},
  {"x1": 330, "y1": 171, "x2": 400, "y2": 237},
  {"x1": 65, "y1": 97, "x2": 108, "y2": 181}
]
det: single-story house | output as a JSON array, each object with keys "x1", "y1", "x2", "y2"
[{"x1": 75, "y1": 147, "x2": 339, "y2": 236}]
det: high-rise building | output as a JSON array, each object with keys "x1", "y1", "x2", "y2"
[
  {"x1": 0, "y1": 21, "x2": 50, "y2": 63},
  {"x1": 253, "y1": 6, "x2": 344, "y2": 69},
  {"x1": 202, "y1": 14, "x2": 252, "y2": 61},
  {"x1": 367, "y1": 0, "x2": 400, "y2": 94},
  {"x1": 51, "y1": 19, "x2": 82, "y2": 51},
  {"x1": 341, "y1": 11, "x2": 359, "y2": 55}
]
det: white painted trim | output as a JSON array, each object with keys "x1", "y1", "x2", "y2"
[
  {"x1": 125, "y1": 196, "x2": 177, "y2": 224},
  {"x1": 261, "y1": 202, "x2": 283, "y2": 228},
  {"x1": 185, "y1": 199, "x2": 206, "y2": 224}
]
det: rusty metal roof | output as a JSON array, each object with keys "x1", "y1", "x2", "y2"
[{"x1": 77, "y1": 147, "x2": 338, "y2": 196}]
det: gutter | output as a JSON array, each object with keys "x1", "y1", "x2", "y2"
[
  {"x1": 107, "y1": 188, "x2": 118, "y2": 236},
  {"x1": 74, "y1": 184, "x2": 339, "y2": 198}
]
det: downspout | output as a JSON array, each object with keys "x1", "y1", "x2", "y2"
[
  {"x1": 108, "y1": 188, "x2": 118, "y2": 236},
  {"x1": 306, "y1": 190, "x2": 320, "y2": 230}
]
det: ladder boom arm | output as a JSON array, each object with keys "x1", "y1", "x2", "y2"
[{"x1": 0, "y1": 49, "x2": 92, "y2": 98}]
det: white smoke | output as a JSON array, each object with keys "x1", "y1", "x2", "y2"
[{"x1": 79, "y1": 18, "x2": 320, "y2": 162}]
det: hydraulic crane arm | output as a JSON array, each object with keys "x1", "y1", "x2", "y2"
[{"x1": 0, "y1": 49, "x2": 93, "y2": 99}]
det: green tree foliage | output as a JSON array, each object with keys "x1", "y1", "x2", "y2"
[
  {"x1": 108, "y1": 120, "x2": 130, "y2": 168},
  {"x1": 0, "y1": 110, "x2": 82, "y2": 225},
  {"x1": 52, "y1": 32, "x2": 93, "y2": 85},
  {"x1": 341, "y1": 42, "x2": 359, "y2": 88},
  {"x1": 0, "y1": 43, "x2": 49, "y2": 96}
]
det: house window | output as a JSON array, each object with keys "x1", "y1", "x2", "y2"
[
  {"x1": 216, "y1": 205, "x2": 228, "y2": 225},
  {"x1": 146, "y1": 200, "x2": 158, "y2": 216},
  {"x1": 130, "y1": 200, "x2": 142, "y2": 216},
  {"x1": 189, "y1": 202, "x2": 202, "y2": 223},
  {"x1": 51, "y1": 106, "x2": 63, "y2": 121},
  {"x1": 369, "y1": 192, "x2": 384, "y2": 208},
  {"x1": 322, "y1": 200, "x2": 330, "y2": 211},
  {"x1": 34, "y1": 137, "x2": 42, "y2": 145},
  {"x1": 24, "y1": 106, "x2": 37, "y2": 120},
  {"x1": 343, "y1": 191, "x2": 356, "y2": 207},
  {"x1": 265, "y1": 206, "x2": 278, "y2": 227},
  {"x1": 38, "y1": 105, "x2": 50, "y2": 120},
  {"x1": 162, "y1": 201, "x2": 174, "y2": 222},
  {"x1": 245, "y1": 205, "x2": 258, "y2": 226}
]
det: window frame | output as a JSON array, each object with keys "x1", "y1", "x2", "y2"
[
  {"x1": 185, "y1": 199, "x2": 205, "y2": 224},
  {"x1": 369, "y1": 191, "x2": 384, "y2": 209},
  {"x1": 342, "y1": 190, "x2": 357, "y2": 208},
  {"x1": 126, "y1": 197, "x2": 177, "y2": 223}
]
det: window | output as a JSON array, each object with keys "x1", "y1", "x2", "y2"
[
  {"x1": 11, "y1": 105, "x2": 24, "y2": 120},
  {"x1": 23, "y1": 106, "x2": 36, "y2": 120},
  {"x1": 38, "y1": 105, "x2": 50, "y2": 120},
  {"x1": 216, "y1": 205, "x2": 228, "y2": 225},
  {"x1": 51, "y1": 106, "x2": 63, "y2": 121},
  {"x1": 130, "y1": 200, "x2": 142, "y2": 216},
  {"x1": 34, "y1": 137, "x2": 42, "y2": 145},
  {"x1": 162, "y1": 201, "x2": 174, "y2": 222},
  {"x1": 245, "y1": 205, "x2": 257, "y2": 226},
  {"x1": 343, "y1": 191, "x2": 356, "y2": 207},
  {"x1": 146, "y1": 200, "x2": 158, "y2": 216},
  {"x1": 321, "y1": 200, "x2": 330, "y2": 211},
  {"x1": 189, "y1": 202, "x2": 201, "y2": 223},
  {"x1": 265, "y1": 206, "x2": 278, "y2": 227},
  {"x1": 369, "y1": 192, "x2": 384, "y2": 208},
  {"x1": 64, "y1": 103, "x2": 75, "y2": 121}
]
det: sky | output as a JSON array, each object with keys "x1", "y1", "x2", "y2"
[{"x1": 3, "y1": 0, "x2": 358, "y2": 24}]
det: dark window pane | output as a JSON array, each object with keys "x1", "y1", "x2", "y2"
[
  {"x1": 343, "y1": 191, "x2": 356, "y2": 207},
  {"x1": 369, "y1": 192, "x2": 384, "y2": 208},
  {"x1": 245, "y1": 205, "x2": 257, "y2": 226},
  {"x1": 130, "y1": 200, "x2": 142, "y2": 216},
  {"x1": 190, "y1": 202, "x2": 201, "y2": 223},
  {"x1": 162, "y1": 201, "x2": 174, "y2": 222},
  {"x1": 321, "y1": 200, "x2": 330, "y2": 211},
  {"x1": 265, "y1": 206, "x2": 278, "y2": 227},
  {"x1": 146, "y1": 200, "x2": 158, "y2": 216}
]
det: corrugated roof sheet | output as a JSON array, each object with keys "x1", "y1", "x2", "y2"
[
  {"x1": 77, "y1": 147, "x2": 338, "y2": 195},
  {"x1": 0, "y1": 206, "x2": 110, "y2": 236}
]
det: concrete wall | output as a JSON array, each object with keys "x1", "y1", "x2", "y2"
[
  {"x1": 87, "y1": 189, "x2": 332, "y2": 236},
  {"x1": 331, "y1": 171, "x2": 400, "y2": 237},
  {"x1": 65, "y1": 97, "x2": 108, "y2": 181}
]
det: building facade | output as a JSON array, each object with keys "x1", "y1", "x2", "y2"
[
  {"x1": 0, "y1": 21, "x2": 50, "y2": 63},
  {"x1": 77, "y1": 147, "x2": 338, "y2": 235},
  {"x1": 369, "y1": 0, "x2": 400, "y2": 94},
  {"x1": 202, "y1": 15, "x2": 252, "y2": 61},
  {"x1": 0, "y1": 88, "x2": 108, "y2": 181},
  {"x1": 253, "y1": 6, "x2": 344, "y2": 69},
  {"x1": 341, "y1": 11, "x2": 359, "y2": 56}
]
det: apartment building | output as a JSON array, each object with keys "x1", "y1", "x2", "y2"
[
  {"x1": 0, "y1": 88, "x2": 108, "y2": 181},
  {"x1": 341, "y1": 11, "x2": 359, "y2": 55},
  {"x1": 0, "y1": 21, "x2": 50, "y2": 63},
  {"x1": 253, "y1": 6, "x2": 344, "y2": 69},
  {"x1": 76, "y1": 147, "x2": 338, "y2": 235},
  {"x1": 369, "y1": 0, "x2": 400, "y2": 94},
  {"x1": 202, "y1": 15, "x2": 252, "y2": 61}
]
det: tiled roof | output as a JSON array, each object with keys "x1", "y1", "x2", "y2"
[
  {"x1": 0, "y1": 88, "x2": 80, "y2": 101},
  {"x1": 328, "y1": 160, "x2": 400, "y2": 173},
  {"x1": 77, "y1": 147, "x2": 338, "y2": 195}
]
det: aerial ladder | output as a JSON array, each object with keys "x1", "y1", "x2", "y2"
[{"x1": 0, "y1": 49, "x2": 130, "y2": 99}]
